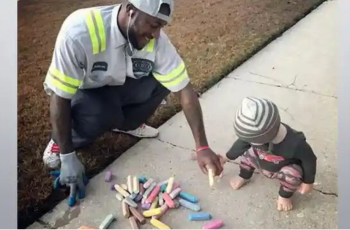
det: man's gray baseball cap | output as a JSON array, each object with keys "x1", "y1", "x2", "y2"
[{"x1": 128, "y1": 0, "x2": 174, "y2": 24}]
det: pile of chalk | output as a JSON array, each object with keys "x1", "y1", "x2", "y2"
[{"x1": 97, "y1": 171, "x2": 224, "y2": 229}]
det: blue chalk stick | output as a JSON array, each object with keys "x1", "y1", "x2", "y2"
[
  {"x1": 161, "y1": 184, "x2": 167, "y2": 192},
  {"x1": 179, "y1": 192, "x2": 199, "y2": 203},
  {"x1": 138, "y1": 176, "x2": 147, "y2": 183},
  {"x1": 179, "y1": 198, "x2": 201, "y2": 211},
  {"x1": 188, "y1": 213, "x2": 212, "y2": 221}
]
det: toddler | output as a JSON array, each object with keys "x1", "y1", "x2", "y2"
[{"x1": 223, "y1": 97, "x2": 317, "y2": 211}]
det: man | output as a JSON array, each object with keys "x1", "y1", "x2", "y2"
[{"x1": 43, "y1": 0, "x2": 223, "y2": 199}]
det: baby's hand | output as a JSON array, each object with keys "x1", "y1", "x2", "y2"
[{"x1": 297, "y1": 183, "x2": 313, "y2": 194}]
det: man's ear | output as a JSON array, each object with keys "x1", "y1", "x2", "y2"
[{"x1": 126, "y1": 4, "x2": 136, "y2": 18}]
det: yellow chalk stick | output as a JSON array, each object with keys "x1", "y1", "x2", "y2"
[
  {"x1": 165, "y1": 177, "x2": 175, "y2": 194},
  {"x1": 208, "y1": 169, "x2": 214, "y2": 187},
  {"x1": 150, "y1": 218, "x2": 171, "y2": 229},
  {"x1": 114, "y1": 184, "x2": 130, "y2": 197},
  {"x1": 143, "y1": 207, "x2": 162, "y2": 217},
  {"x1": 133, "y1": 176, "x2": 139, "y2": 194}
]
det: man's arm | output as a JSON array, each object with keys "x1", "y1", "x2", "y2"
[
  {"x1": 174, "y1": 83, "x2": 208, "y2": 149},
  {"x1": 43, "y1": 34, "x2": 86, "y2": 154},
  {"x1": 50, "y1": 94, "x2": 74, "y2": 154},
  {"x1": 152, "y1": 31, "x2": 223, "y2": 175}
]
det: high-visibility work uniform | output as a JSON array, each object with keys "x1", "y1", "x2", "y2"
[{"x1": 43, "y1": 4, "x2": 189, "y2": 148}]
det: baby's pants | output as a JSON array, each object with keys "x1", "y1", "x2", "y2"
[{"x1": 239, "y1": 148, "x2": 303, "y2": 198}]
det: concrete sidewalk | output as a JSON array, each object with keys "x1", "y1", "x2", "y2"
[{"x1": 29, "y1": 0, "x2": 337, "y2": 229}]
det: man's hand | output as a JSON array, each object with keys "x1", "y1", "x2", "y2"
[
  {"x1": 59, "y1": 152, "x2": 87, "y2": 206},
  {"x1": 297, "y1": 183, "x2": 313, "y2": 194},
  {"x1": 196, "y1": 148, "x2": 223, "y2": 176}
]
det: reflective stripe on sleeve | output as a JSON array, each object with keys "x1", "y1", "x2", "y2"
[
  {"x1": 48, "y1": 68, "x2": 82, "y2": 95},
  {"x1": 85, "y1": 10, "x2": 106, "y2": 54},
  {"x1": 153, "y1": 61, "x2": 188, "y2": 88}
]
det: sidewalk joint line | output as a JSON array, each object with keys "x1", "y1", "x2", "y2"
[{"x1": 226, "y1": 76, "x2": 337, "y2": 99}]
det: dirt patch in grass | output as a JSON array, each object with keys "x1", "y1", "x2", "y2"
[{"x1": 18, "y1": 0, "x2": 325, "y2": 228}]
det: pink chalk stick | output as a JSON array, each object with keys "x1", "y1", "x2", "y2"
[{"x1": 203, "y1": 220, "x2": 223, "y2": 229}]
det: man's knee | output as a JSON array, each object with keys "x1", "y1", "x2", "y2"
[{"x1": 71, "y1": 92, "x2": 123, "y2": 136}]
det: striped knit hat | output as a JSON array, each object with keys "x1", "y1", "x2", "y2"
[{"x1": 234, "y1": 97, "x2": 281, "y2": 144}]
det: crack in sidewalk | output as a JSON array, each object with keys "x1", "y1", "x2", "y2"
[
  {"x1": 227, "y1": 76, "x2": 337, "y2": 99},
  {"x1": 314, "y1": 188, "x2": 338, "y2": 197},
  {"x1": 157, "y1": 138, "x2": 195, "y2": 152}
]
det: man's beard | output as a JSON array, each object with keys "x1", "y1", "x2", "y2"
[{"x1": 128, "y1": 29, "x2": 141, "y2": 50}]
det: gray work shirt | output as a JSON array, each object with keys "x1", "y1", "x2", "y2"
[{"x1": 43, "y1": 4, "x2": 190, "y2": 99}]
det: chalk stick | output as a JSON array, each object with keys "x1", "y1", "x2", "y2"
[
  {"x1": 121, "y1": 184, "x2": 128, "y2": 191},
  {"x1": 208, "y1": 169, "x2": 214, "y2": 187},
  {"x1": 114, "y1": 184, "x2": 130, "y2": 197},
  {"x1": 143, "y1": 178, "x2": 154, "y2": 189},
  {"x1": 152, "y1": 204, "x2": 169, "y2": 219},
  {"x1": 162, "y1": 193, "x2": 175, "y2": 208},
  {"x1": 165, "y1": 177, "x2": 175, "y2": 194},
  {"x1": 138, "y1": 176, "x2": 147, "y2": 183},
  {"x1": 129, "y1": 216, "x2": 139, "y2": 229},
  {"x1": 99, "y1": 214, "x2": 115, "y2": 229},
  {"x1": 115, "y1": 192, "x2": 124, "y2": 201},
  {"x1": 141, "y1": 202, "x2": 151, "y2": 210},
  {"x1": 134, "y1": 194, "x2": 143, "y2": 203},
  {"x1": 161, "y1": 184, "x2": 167, "y2": 192},
  {"x1": 202, "y1": 220, "x2": 223, "y2": 229},
  {"x1": 129, "y1": 207, "x2": 146, "y2": 225},
  {"x1": 139, "y1": 183, "x2": 145, "y2": 195},
  {"x1": 129, "y1": 193, "x2": 137, "y2": 200},
  {"x1": 179, "y1": 192, "x2": 199, "y2": 203},
  {"x1": 143, "y1": 207, "x2": 162, "y2": 217},
  {"x1": 169, "y1": 187, "x2": 181, "y2": 199},
  {"x1": 124, "y1": 196, "x2": 138, "y2": 208},
  {"x1": 189, "y1": 213, "x2": 212, "y2": 221},
  {"x1": 110, "y1": 183, "x2": 115, "y2": 191},
  {"x1": 178, "y1": 198, "x2": 201, "y2": 211},
  {"x1": 133, "y1": 176, "x2": 139, "y2": 194},
  {"x1": 127, "y1": 175, "x2": 133, "y2": 193},
  {"x1": 122, "y1": 200, "x2": 130, "y2": 218},
  {"x1": 146, "y1": 185, "x2": 161, "y2": 204},
  {"x1": 143, "y1": 182, "x2": 157, "y2": 199},
  {"x1": 105, "y1": 171, "x2": 112, "y2": 182},
  {"x1": 150, "y1": 218, "x2": 171, "y2": 229},
  {"x1": 158, "y1": 193, "x2": 164, "y2": 206}
]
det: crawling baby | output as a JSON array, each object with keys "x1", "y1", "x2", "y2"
[{"x1": 221, "y1": 97, "x2": 317, "y2": 211}]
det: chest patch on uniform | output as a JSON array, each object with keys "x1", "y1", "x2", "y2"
[
  {"x1": 91, "y1": 62, "x2": 108, "y2": 72},
  {"x1": 132, "y1": 58, "x2": 154, "y2": 79}
]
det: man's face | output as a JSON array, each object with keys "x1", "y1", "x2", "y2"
[{"x1": 128, "y1": 9, "x2": 167, "y2": 50}]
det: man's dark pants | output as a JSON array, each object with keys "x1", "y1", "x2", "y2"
[{"x1": 52, "y1": 75, "x2": 170, "y2": 149}]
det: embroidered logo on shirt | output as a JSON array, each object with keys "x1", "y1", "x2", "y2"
[
  {"x1": 91, "y1": 62, "x2": 108, "y2": 72},
  {"x1": 132, "y1": 58, "x2": 154, "y2": 79}
]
